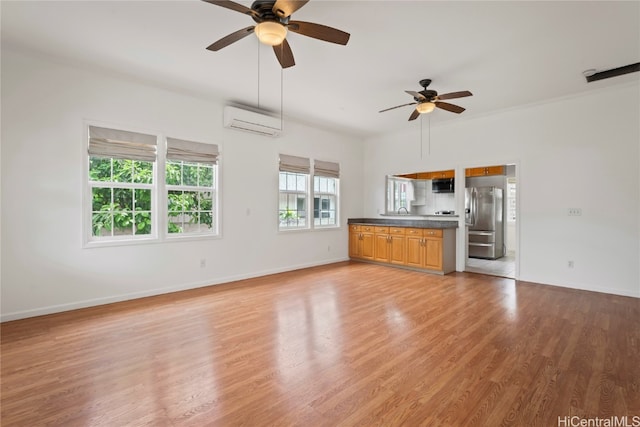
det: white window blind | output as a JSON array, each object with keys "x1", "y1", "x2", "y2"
[
  {"x1": 279, "y1": 154, "x2": 310, "y2": 174},
  {"x1": 88, "y1": 126, "x2": 157, "y2": 161},
  {"x1": 166, "y1": 137, "x2": 219, "y2": 164},
  {"x1": 314, "y1": 160, "x2": 340, "y2": 178}
]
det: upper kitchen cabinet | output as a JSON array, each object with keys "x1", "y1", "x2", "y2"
[
  {"x1": 466, "y1": 165, "x2": 505, "y2": 177},
  {"x1": 397, "y1": 170, "x2": 454, "y2": 180},
  {"x1": 424, "y1": 170, "x2": 455, "y2": 179}
]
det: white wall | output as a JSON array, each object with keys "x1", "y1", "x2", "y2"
[
  {"x1": 0, "y1": 48, "x2": 364, "y2": 321},
  {"x1": 2, "y1": 48, "x2": 638, "y2": 323},
  {"x1": 363, "y1": 82, "x2": 640, "y2": 298}
]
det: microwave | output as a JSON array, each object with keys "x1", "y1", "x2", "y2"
[{"x1": 432, "y1": 178, "x2": 455, "y2": 193}]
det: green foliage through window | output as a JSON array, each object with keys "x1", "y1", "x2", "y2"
[
  {"x1": 166, "y1": 160, "x2": 215, "y2": 234},
  {"x1": 89, "y1": 157, "x2": 153, "y2": 237}
]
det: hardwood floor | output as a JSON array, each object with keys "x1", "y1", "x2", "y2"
[{"x1": 2, "y1": 261, "x2": 639, "y2": 426}]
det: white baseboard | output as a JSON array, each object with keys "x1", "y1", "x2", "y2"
[{"x1": 0, "y1": 257, "x2": 349, "y2": 322}]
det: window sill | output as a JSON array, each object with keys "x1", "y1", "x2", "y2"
[{"x1": 83, "y1": 233, "x2": 221, "y2": 248}]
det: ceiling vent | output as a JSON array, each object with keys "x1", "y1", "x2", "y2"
[{"x1": 223, "y1": 106, "x2": 282, "y2": 137}]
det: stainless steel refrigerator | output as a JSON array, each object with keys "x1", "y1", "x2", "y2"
[{"x1": 465, "y1": 187, "x2": 504, "y2": 259}]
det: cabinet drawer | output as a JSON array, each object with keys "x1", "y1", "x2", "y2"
[
  {"x1": 424, "y1": 229, "x2": 443, "y2": 238},
  {"x1": 389, "y1": 227, "x2": 406, "y2": 235},
  {"x1": 361, "y1": 225, "x2": 375, "y2": 232},
  {"x1": 374, "y1": 226, "x2": 389, "y2": 233},
  {"x1": 405, "y1": 228, "x2": 424, "y2": 236},
  {"x1": 350, "y1": 224, "x2": 360, "y2": 232}
]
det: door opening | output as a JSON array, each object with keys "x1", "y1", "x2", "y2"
[{"x1": 464, "y1": 164, "x2": 517, "y2": 279}]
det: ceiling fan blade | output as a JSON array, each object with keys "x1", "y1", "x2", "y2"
[
  {"x1": 206, "y1": 26, "x2": 255, "y2": 51},
  {"x1": 202, "y1": 0, "x2": 257, "y2": 18},
  {"x1": 437, "y1": 90, "x2": 473, "y2": 100},
  {"x1": 273, "y1": 39, "x2": 295, "y2": 68},
  {"x1": 288, "y1": 21, "x2": 350, "y2": 45},
  {"x1": 379, "y1": 102, "x2": 417, "y2": 113},
  {"x1": 405, "y1": 90, "x2": 427, "y2": 101},
  {"x1": 273, "y1": 0, "x2": 309, "y2": 18},
  {"x1": 408, "y1": 109, "x2": 420, "y2": 121},
  {"x1": 435, "y1": 101, "x2": 465, "y2": 114}
]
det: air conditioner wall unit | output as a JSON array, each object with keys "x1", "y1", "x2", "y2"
[{"x1": 223, "y1": 106, "x2": 282, "y2": 137}]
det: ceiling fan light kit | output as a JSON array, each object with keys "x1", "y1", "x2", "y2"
[
  {"x1": 416, "y1": 102, "x2": 436, "y2": 114},
  {"x1": 255, "y1": 21, "x2": 287, "y2": 46}
]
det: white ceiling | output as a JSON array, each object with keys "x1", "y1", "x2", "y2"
[{"x1": 2, "y1": 1, "x2": 639, "y2": 137}]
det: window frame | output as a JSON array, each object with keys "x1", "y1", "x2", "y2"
[
  {"x1": 313, "y1": 175, "x2": 340, "y2": 229},
  {"x1": 83, "y1": 122, "x2": 221, "y2": 248},
  {"x1": 277, "y1": 155, "x2": 341, "y2": 233},
  {"x1": 165, "y1": 159, "x2": 219, "y2": 238},
  {"x1": 278, "y1": 170, "x2": 310, "y2": 231},
  {"x1": 87, "y1": 158, "x2": 158, "y2": 242}
]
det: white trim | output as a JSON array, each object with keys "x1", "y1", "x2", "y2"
[{"x1": 0, "y1": 257, "x2": 350, "y2": 322}]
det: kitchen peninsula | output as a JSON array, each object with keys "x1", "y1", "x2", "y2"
[{"x1": 348, "y1": 218, "x2": 457, "y2": 275}]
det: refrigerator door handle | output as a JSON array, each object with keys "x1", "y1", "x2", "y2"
[{"x1": 471, "y1": 189, "x2": 477, "y2": 226}]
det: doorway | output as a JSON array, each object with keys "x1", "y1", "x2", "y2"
[{"x1": 464, "y1": 164, "x2": 517, "y2": 279}]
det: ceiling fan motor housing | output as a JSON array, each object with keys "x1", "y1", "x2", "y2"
[
  {"x1": 418, "y1": 89, "x2": 438, "y2": 102},
  {"x1": 251, "y1": 0, "x2": 289, "y2": 23}
]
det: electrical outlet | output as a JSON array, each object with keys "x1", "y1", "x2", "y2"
[
  {"x1": 200, "y1": 258, "x2": 206, "y2": 268},
  {"x1": 568, "y1": 260, "x2": 574, "y2": 268},
  {"x1": 568, "y1": 208, "x2": 582, "y2": 216}
]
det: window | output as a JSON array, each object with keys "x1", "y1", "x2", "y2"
[
  {"x1": 86, "y1": 126, "x2": 219, "y2": 245},
  {"x1": 278, "y1": 154, "x2": 310, "y2": 230},
  {"x1": 386, "y1": 176, "x2": 413, "y2": 214},
  {"x1": 313, "y1": 160, "x2": 340, "y2": 227},
  {"x1": 88, "y1": 126, "x2": 157, "y2": 240},
  {"x1": 278, "y1": 155, "x2": 340, "y2": 231},
  {"x1": 507, "y1": 177, "x2": 517, "y2": 222},
  {"x1": 166, "y1": 138, "x2": 219, "y2": 236}
]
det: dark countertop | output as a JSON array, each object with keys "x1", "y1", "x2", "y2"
[{"x1": 348, "y1": 218, "x2": 458, "y2": 229}]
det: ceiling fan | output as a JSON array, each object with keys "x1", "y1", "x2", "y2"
[
  {"x1": 203, "y1": 0, "x2": 350, "y2": 69},
  {"x1": 380, "y1": 79, "x2": 473, "y2": 121}
]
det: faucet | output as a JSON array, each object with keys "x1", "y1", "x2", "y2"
[{"x1": 397, "y1": 207, "x2": 409, "y2": 215}]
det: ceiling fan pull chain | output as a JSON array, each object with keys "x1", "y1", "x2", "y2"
[
  {"x1": 280, "y1": 55, "x2": 284, "y2": 131},
  {"x1": 428, "y1": 114, "x2": 431, "y2": 156},
  {"x1": 420, "y1": 114, "x2": 423, "y2": 160}
]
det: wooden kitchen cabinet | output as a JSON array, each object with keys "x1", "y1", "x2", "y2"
[
  {"x1": 350, "y1": 223, "x2": 454, "y2": 274},
  {"x1": 389, "y1": 227, "x2": 406, "y2": 265},
  {"x1": 429, "y1": 169, "x2": 455, "y2": 179},
  {"x1": 414, "y1": 170, "x2": 454, "y2": 180},
  {"x1": 466, "y1": 165, "x2": 505, "y2": 177},
  {"x1": 423, "y1": 229, "x2": 443, "y2": 271},
  {"x1": 374, "y1": 226, "x2": 390, "y2": 263},
  {"x1": 374, "y1": 226, "x2": 406, "y2": 265},
  {"x1": 349, "y1": 224, "x2": 374, "y2": 260},
  {"x1": 405, "y1": 228, "x2": 443, "y2": 271},
  {"x1": 396, "y1": 173, "x2": 417, "y2": 179},
  {"x1": 348, "y1": 225, "x2": 360, "y2": 258},
  {"x1": 405, "y1": 228, "x2": 425, "y2": 268}
]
